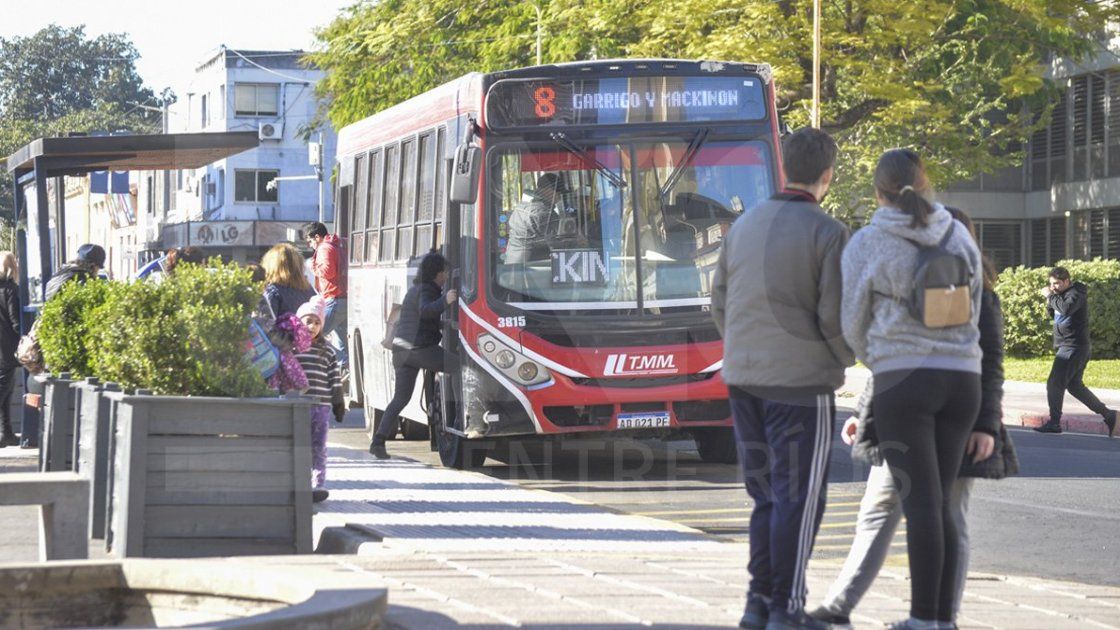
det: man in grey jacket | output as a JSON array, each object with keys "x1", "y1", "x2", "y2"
[{"x1": 712, "y1": 127, "x2": 854, "y2": 630}]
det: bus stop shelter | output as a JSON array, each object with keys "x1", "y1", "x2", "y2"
[
  {"x1": 6, "y1": 131, "x2": 259, "y2": 312},
  {"x1": 5, "y1": 131, "x2": 258, "y2": 449}
]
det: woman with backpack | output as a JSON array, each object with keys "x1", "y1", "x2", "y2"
[
  {"x1": 261, "y1": 243, "x2": 315, "y2": 319},
  {"x1": 812, "y1": 206, "x2": 1017, "y2": 628},
  {"x1": 840, "y1": 149, "x2": 984, "y2": 630}
]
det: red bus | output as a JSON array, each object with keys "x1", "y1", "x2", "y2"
[{"x1": 337, "y1": 59, "x2": 783, "y2": 468}]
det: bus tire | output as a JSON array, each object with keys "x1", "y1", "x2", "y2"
[
  {"x1": 432, "y1": 376, "x2": 488, "y2": 469},
  {"x1": 692, "y1": 427, "x2": 738, "y2": 464}
]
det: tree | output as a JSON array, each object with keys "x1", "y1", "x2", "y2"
[
  {"x1": 308, "y1": 0, "x2": 1118, "y2": 218},
  {"x1": 0, "y1": 25, "x2": 165, "y2": 221}
]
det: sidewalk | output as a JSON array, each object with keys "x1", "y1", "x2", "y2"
[
  {"x1": 839, "y1": 367, "x2": 1120, "y2": 437},
  {"x1": 314, "y1": 443, "x2": 1120, "y2": 629}
]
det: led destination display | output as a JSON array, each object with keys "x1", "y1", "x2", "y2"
[{"x1": 487, "y1": 75, "x2": 767, "y2": 128}]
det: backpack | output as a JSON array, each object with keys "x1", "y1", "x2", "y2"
[{"x1": 881, "y1": 223, "x2": 974, "y2": 328}]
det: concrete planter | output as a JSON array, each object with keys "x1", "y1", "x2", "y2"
[
  {"x1": 107, "y1": 392, "x2": 315, "y2": 558},
  {"x1": 36, "y1": 373, "x2": 76, "y2": 472},
  {"x1": 74, "y1": 378, "x2": 121, "y2": 541}
]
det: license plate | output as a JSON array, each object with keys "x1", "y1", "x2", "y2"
[{"x1": 616, "y1": 411, "x2": 671, "y2": 430}]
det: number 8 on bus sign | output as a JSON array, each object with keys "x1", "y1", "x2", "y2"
[{"x1": 533, "y1": 85, "x2": 556, "y2": 119}]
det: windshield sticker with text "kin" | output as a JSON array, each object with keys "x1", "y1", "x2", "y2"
[{"x1": 604, "y1": 353, "x2": 679, "y2": 376}]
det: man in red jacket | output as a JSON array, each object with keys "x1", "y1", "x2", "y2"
[{"x1": 305, "y1": 222, "x2": 348, "y2": 368}]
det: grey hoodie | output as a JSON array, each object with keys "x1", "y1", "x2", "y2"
[{"x1": 840, "y1": 204, "x2": 982, "y2": 375}]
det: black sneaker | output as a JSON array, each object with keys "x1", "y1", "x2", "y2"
[
  {"x1": 1104, "y1": 409, "x2": 1117, "y2": 439},
  {"x1": 739, "y1": 592, "x2": 770, "y2": 629},
  {"x1": 312, "y1": 488, "x2": 330, "y2": 503},
  {"x1": 369, "y1": 441, "x2": 390, "y2": 460},
  {"x1": 807, "y1": 605, "x2": 852, "y2": 628},
  {"x1": 1034, "y1": 421, "x2": 1062, "y2": 434},
  {"x1": 0, "y1": 432, "x2": 18, "y2": 448},
  {"x1": 766, "y1": 608, "x2": 831, "y2": 630}
]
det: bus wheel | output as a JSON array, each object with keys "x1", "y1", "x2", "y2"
[
  {"x1": 437, "y1": 431, "x2": 488, "y2": 469},
  {"x1": 692, "y1": 427, "x2": 738, "y2": 464}
]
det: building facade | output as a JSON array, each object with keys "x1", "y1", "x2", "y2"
[
  {"x1": 151, "y1": 47, "x2": 337, "y2": 263},
  {"x1": 942, "y1": 40, "x2": 1120, "y2": 270}
]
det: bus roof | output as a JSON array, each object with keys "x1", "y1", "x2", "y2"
[
  {"x1": 337, "y1": 73, "x2": 484, "y2": 157},
  {"x1": 336, "y1": 59, "x2": 772, "y2": 157}
]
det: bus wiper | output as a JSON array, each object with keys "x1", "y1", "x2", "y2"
[
  {"x1": 549, "y1": 132, "x2": 627, "y2": 189},
  {"x1": 658, "y1": 127, "x2": 710, "y2": 199}
]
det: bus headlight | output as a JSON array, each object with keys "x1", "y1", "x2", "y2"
[
  {"x1": 477, "y1": 333, "x2": 551, "y2": 387},
  {"x1": 517, "y1": 362, "x2": 538, "y2": 382},
  {"x1": 495, "y1": 349, "x2": 516, "y2": 369}
]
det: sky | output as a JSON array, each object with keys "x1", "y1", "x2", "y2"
[{"x1": 0, "y1": 0, "x2": 355, "y2": 95}]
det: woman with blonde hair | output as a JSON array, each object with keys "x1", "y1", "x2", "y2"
[
  {"x1": 0, "y1": 252, "x2": 21, "y2": 447},
  {"x1": 261, "y1": 243, "x2": 315, "y2": 319}
]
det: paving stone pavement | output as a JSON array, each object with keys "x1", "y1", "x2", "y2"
[{"x1": 313, "y1": 443, "x2": 1120, "y2": 629}]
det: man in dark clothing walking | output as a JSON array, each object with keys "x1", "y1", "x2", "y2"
[
  {"x1": 1035, "y1": 266, "x2": 1117, "y2": 436},
  {"x1": 711, "y1": 128, "x2": 854, "y2": 630}
]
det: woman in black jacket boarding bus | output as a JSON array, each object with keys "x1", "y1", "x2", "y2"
[{"x1": 370, "y1": 253, "x2": 458, "y2": 460}]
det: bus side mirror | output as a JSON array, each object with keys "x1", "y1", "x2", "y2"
[{"x1": 450, "y1": 144, "x2": 481, "y2": 204}]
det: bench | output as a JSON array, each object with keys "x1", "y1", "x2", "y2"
[{"x1": 0, "y1": 472, "x2": 89, "y2": 560}]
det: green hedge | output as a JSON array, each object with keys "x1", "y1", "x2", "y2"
[
  {"x1": 37, "y1": 259, "x2": 270, "y2": 397},
  {"x1": 996, "y1": 259, "x2": 1120, "y2": 358},
  {"x1": 37, "y1": 278, "x2": 113, "y2": 377}
]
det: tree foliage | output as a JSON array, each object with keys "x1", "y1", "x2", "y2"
[
  {"x1": 0, "y1": 25, "x2": 167, "y2": 220},
  {"x1": 308, "y1": 0, "x2": 1118, "y2": 217}
]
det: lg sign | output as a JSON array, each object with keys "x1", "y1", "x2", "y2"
[{"x1": 604, "y1": 353, "x2": 678, "y2": 376}]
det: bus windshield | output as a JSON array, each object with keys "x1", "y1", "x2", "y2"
[{"x1": 488, "y1": 140, "x2": 774, "y2": 310}]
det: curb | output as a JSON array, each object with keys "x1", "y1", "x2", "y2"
[
  {"x1": 1015, "y1": 411, "x2": 1113, "y2": 436},
  {"x1": 316, "y1": 524, "x2": 384, "y2": 555}
]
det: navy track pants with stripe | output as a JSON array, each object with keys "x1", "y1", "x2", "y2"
[{"x1": 731, "y1": 392, "x2": 834, "y2": 615}]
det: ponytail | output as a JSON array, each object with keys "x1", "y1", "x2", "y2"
[{"x1": 874, "y1": 149, "x2": 935, "y2": 228}]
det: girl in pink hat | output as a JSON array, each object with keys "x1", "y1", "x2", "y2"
[{"x1": 295, "y1": 295, "x2": 346, "y2": 503}]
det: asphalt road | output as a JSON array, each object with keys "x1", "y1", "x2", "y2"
[{"x1": 340, "y1": 413, "x2": 1120, "y2": 587}]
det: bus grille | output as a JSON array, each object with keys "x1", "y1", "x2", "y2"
[
  {"x1": 672, "y1": 400, "x2": 731, "y2": 422},
  {"x1": 570, "y1": 372, "x2": 717, "y2": 389},
  {"x1": 544, "y1": 405, "x2": 614, "y2": 427}
]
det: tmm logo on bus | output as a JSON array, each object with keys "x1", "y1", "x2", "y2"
[{"x1": 604, "y1": 353, "x2": 678, "y2": 376}]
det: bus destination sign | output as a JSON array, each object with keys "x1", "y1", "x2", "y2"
[{"x1": 487, "y1": 76, "x2": 767, "y2": 129}]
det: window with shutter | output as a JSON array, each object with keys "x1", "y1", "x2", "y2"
[
  {"x1": 1051, "y1": 89, "x2": 1069, "y2": 184},
  {"x1": 1049, "y1": 217, "x2": 1067, "y2": 263},
  {"x1": 1030, "y1": 219, "x2": 1049, "y2": 267}
]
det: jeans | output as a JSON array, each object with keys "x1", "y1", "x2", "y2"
[
  {"x1": 1047, "y1": 345, "x2": 1108, "y2": 423},
  {"x1": 0, "y1": 366, "x2": 16, "y2": 437},
  {"x1": 821, "y1": 464, "x2": 974, "y2": 618},
  {"x1": 373, "y1": 345, "x2": 458, "y2": 444},
  {"x1": 310, "y1": 404, "x2": 330, "y2": 488},
  {"x1": 323, "y1": 297, "x2": 348, "y2": 367}
]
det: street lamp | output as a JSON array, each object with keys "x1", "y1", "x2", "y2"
[{"x1": 812, "y1": 0, "x2": 821, "y2": 129}]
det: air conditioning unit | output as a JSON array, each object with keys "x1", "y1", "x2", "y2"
[{"x1": 258, "y1": 122, "x2": 282, "y2": 141}]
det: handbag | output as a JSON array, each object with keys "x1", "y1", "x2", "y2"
[
  {"x1": 16, "y1": 320, "x2": 44, "y2": 375},
  {"x1": 380, "y1": 303, "x2": 402, "y2": 350},
  {"x1": 244, "y1": 318, "x2": 280, "y2": 379}
]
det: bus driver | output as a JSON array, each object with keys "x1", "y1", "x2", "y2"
[{"x1": 504, "y1": 173, "x2": 564, "y2": 264}]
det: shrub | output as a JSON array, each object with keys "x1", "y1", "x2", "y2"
[
  {"x1": 36, "y1": 278, "x2": 114, "y2": 377},
  {"x1": 87, "y1": 260, "x2": 271, "y2": 397},
  {"x1": 996, "y1": 259, "x2": 1120, "y2": 359}
]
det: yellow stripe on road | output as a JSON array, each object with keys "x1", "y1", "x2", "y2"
[
  {"x1": 814, "y1": 541, "x2": 906, "y2": 551},
  {"x1": 636, "y1": 501, "x2": 866, "y2": 518},
  {"x1": 634, "y1": 508, "x2": 748, "y2": 517}
]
